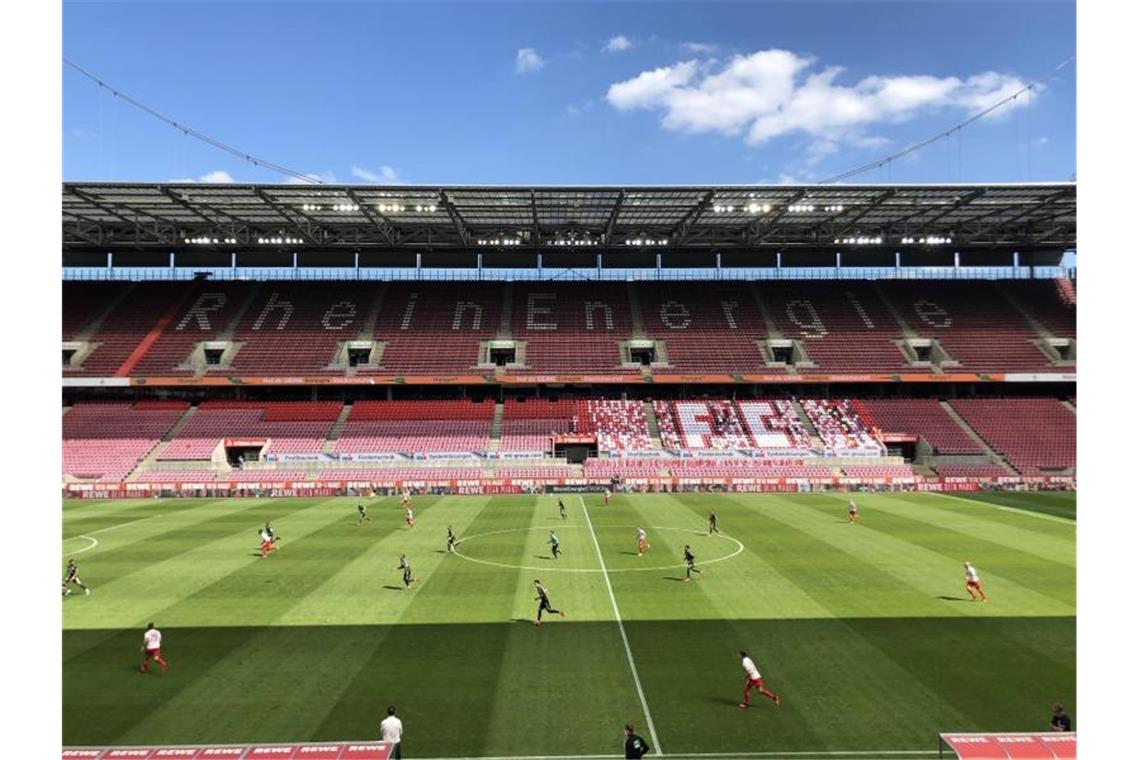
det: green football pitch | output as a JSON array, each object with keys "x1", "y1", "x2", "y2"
[{"x1": 62, "y1": 491, "x2": 1075, "y2": 759}]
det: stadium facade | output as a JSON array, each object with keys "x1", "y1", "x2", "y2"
[{"x1": 61, "y1": 182, "x2": 1076, "y2": 498}]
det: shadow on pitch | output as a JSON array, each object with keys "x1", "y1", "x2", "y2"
[
  {"x1": 663, "y1": 576, "x2": 689, "y2": 583},
  {"x1": 937, "y1": 595, "x2": 971, "y2": 602},
  {"x1": 382, "y1": 585, "x2": 404, "y2": 592},
  {"x1": 706, "y1": 696, "x2": 742, "y2": 708},
  {"x1": 620, "y1": 551, "x2": 640, "y2": 556}
]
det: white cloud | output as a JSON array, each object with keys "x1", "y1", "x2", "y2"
[
  {"x1": 606, "y1": 49, "x2": 1037, "y2": 150},
  {"x1": 516, "y1": 48, "x2": 545, "y2": 74},
  {"x1": 168, "y1": 170, "x2": 235, "y2": 183},
  {"x1": 351, "y1": 165, "x2": 403, "y2": 184},
  {"x1": 604, "y1": 35, "x2": 633, "y2": 53},
  {"x1": 681, "y1": 42, "x2": 717, "y2": 55}
]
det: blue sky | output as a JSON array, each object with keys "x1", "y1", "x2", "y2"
[{"x1": 63, "y1": 1, "x2": 1075, "y2": 185}]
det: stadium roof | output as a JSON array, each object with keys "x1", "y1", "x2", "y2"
[{"x1": 62, "y1": 182, "x2": 1076, "y2": 252}]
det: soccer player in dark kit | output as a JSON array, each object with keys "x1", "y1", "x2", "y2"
[{"x1": 533, "y1": 579, "x2": 565, "y2": 625}]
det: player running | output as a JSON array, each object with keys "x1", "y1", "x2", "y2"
[
  {"x1": 404, "y1": 506, "x2": 415, "y2": 529},
  {"x1": 683, "y1": 545, "x2": 701, "y2": 582},
  {"x1": 138, "y1": 622, "x2": 168, "y2": 674},
  {"x1": 398, "y1": 554, "x2": 417, "y2": 590},
  {"x1": 738, "y1": 650, "x2": 781, "y2": 709},
  {"x1": 558, "y1": 499, "x2": 566, "y2": 520},
  {"x1": 258, "y1": 526, "x2": 279, "y2": 558},
  {"x1": 400, "y1": 490, "x2": 413, "y2": 509},
  {"x1": 603, "y1": 488, "x2": 612, "y2": 506},
  {"x1": 356, "y1": 502, "x2": 372, "y2": 525},
  {"x1": 447, "y1": 525, "x2": 458, "y2": 553},
  {"x1": 549, "y1": 530, "x2": 561, "y2": 560},
  {"x1": 708, "y1": 510, "x2": 720, "y2": 535},
  {"x1": 964, "y1": 561, "x2": 988, "y2": 602},
  {"x1": 62, "y1": 559, "x2": 90, "y2": 596},
  {"x1": 847, "y1": 498, "x2": 858, "y2": 524},
  {"x1": 636, "y1": 527, "x2": 650, "y2": 557},
  {"x1": 533, "y1": 579, "x2": 565, "y2": 626}
]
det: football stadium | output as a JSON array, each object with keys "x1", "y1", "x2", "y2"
[
  {"x1": 61, "y1": 182, "x2": 1076, "y2": 760},
  {"x1": 54, "y1": 3, "x2": 1084, "y2": 759}
]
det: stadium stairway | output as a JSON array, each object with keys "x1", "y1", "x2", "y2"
[
  {"x1": 356, "y1": 283, "x2": 389, "y2": 341},
  {"x1": 1061, "y1": 399, "x2": 1076, "y2": 414},
  {"x1": 132, "y1": 406, "x2": 201, "y2": 474},
  {"x1": 938, "y1": 401, "x2": 1018, "y2": 475},
  {"x1": 870, "y1": 281, "x2": 919, "y2": 338},
  {"x1": 626, "y1": 283, "x2": 646, "y2": 338},
  {"x1": 499, "y1": 283, "x2": 514, "y2": 338},
  {"x1": 321, "y1": 404, "x2": 354, "y2": 453},
  {"x1": 71, "y1": 282, "x2": 137, "y2": 340},
  {"x1": 749, "y1": 282, "x2": 783, "y2": 337},
  {"x1": 994, "y1": 281, "x2": 1056, "y2": 339},
  {"x1": 218, "y1": 282, "x2": 264, "y2": 341},
  {"x1": 643, "y1": 400, "x2": 664, "y2": 449},
  {"x1": 488, "y1": 402, "x2": 504, "y2": 451},
  {"x1": 791, "y1": 400, "x2": 827, "y2": 450},
  {"x1": 114, "y1": 285, "x2": 200, "y2": 377}
]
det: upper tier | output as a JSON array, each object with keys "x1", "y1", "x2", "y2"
[{"x1": 61, "y1": 279, "x2": 1075, "y2": 380}]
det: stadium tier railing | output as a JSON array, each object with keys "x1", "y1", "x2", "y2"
[{"x1": 62, "y1": 265, "x2": 1077, "y2": 283}]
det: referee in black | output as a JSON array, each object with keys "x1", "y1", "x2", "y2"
[{"x1": 623, "y1": 723, "x2": 651, "y2": 758}]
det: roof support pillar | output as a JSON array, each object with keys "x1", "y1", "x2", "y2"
[
  {"x1": 895, "y1": 251, "x2": 901, "y2": 269},
  {"x1": 106, "y1": 252, "x2": 112, "y2": 269}
]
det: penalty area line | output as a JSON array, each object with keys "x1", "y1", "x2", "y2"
[{"x1": 580, "y1": 496, "x2": 662, "y2": 756}]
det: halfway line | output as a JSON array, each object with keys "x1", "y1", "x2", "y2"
[{"x1": 580, "y1": 496, "x2": 662, "y2": 756}]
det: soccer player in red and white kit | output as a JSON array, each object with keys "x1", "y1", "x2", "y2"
[
  {"x1": 405, "y1": 506, "x2": 415, "y2": 529},
  {"x1": 738, "y1": 650, "x2": 780, "y2": 709},
  {"x1": 848, "y1": 498, "x2": 858, "y2": 524},
  {"x1": 964, "y1": 561, "x2": 988, "y2": 602},
  {"x1": 139, "y1": 622, "x2": 168, "y2": 674}
]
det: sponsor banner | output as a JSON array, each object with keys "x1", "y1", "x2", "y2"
[
  {"x1": 485, "y1": 451, "x2": 547, "y2": 460},
  {"x1": 63, "y1": 744, "x2": 392, "y2": 760},
  {"x1": 223, "y1": 438, "x2": 267, "y2": 448},
  {"x1": 880, "y1": 433, "x2": 919, "y2": 443},
  {"x1": 546, "y1": 484, "x2": 611, "y2": 493},
  {"x1": 605, "y1": 449, "x2": 672, "y2": 459},
  {"x1": 940, "y1": 732, "x2": 1075, "y2": 760},
  {"x1": 551, "y1": 434, "x2": 597, "y2": 445},
  {"x1": 500, "y1": 374, "x2": 641, "y2": 384},
  {"x1": 409, "y1": 451, "x2": 480, "y2": 461},
  {"x1": 1004, "y1": 373, "x2": 1077, "y2": 383},
  {"x1": 343, "y1": 453, "x2": 404, "y2": 462},
  {"x1": 62, "y1": 377, "x2": 132, "y2": 387},
  {"x1": 265, "y1": 453, "x2": 333, "y2": 463}
]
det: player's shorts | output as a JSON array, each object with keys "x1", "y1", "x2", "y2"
[
  {"x1": 748, "y1": 676, "x2": 764, "y2": 689},
  {"x1": 144, "y1": 648, "x2": 162, "y2": 660},
  {"x1": 966, "y1": 580, "x2": 981, "y2": 589},
  {"x1": 638, "y1": 540, "x2": 647, "y2": 550},
  {"x1": 261, "y1": 541, "x2": 274, "y2": 551}
]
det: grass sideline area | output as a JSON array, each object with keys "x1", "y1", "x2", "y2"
[{"x1": 62, "y1": 492, "x2": 1076, "y2": 757}]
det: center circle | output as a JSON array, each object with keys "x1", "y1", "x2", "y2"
[{"x1": 452, "y1": 524, "x2": 744, "y2": 573}]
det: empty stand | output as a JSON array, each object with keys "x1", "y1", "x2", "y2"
[
  {"x1": 763, "y1": 283, "x2": 908, "y2": 372},
  {"x1": 639, "y1": 284, "x2": 766, "y2": 371},
  {"x1": 855, "y1": 399, "x2": 982, "y2": 454},
  {"x1": 735, "y1": 400, "x2": 813, "y2": 451},
  {"x1": 500, "y1": 399, "x2": 578, "y2": 451},
  {"x1": 62, "y1": 281, "x2": 1077, "y2": 377},
  {"x1": 949, "y1": 398, "x2": 1075, "y2": 475},
  {"x1": 63, "y1": 402, "x2": 188, "y2": 481},
  {"x1": 884, "y1": 281, "x2": 1052, "y2": 371},
  {"x1": 334, "y1": 400, "x2": 495, "y2": 453},
  {"x1": 159, "y1": 401, "x2": 341, "y2": 460},
  {"x1": 370, "y1": 283, "x2": 504, "y2": 373},
  {"x1": 512, "y1": 284, "x2": 636, "y2": 371}
]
